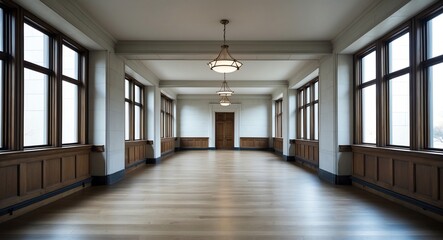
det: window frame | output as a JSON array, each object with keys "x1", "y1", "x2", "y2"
[
  {"x1": 161, "y1": 94, "x2": 174, "y2": 139},
  {"x1": 0, "y1": 4, "x2": 88, "y2": 151},
  {"x1": 297, "y1": 77, "x2": 319, "y2": 140},
  {"x1": 354, "y1": 1, "x2": 443, "y2": 151},
  {"x1": 275, "y1": 99, "x2": 282, "y2": 138},
  {"x1": 125, "y1": 75, "x2": 144, "y2": 141}
]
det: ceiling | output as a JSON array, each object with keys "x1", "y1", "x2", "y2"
[{"x1": 75, "y1": 0, "x2": 378, "y2": 95}]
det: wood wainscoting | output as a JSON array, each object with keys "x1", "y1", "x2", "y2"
[
  {"x1": 273, "y1": 138, "x2": 283, "y2": 153},
  {"x1": 125, "y1": 140, "x2": 150, "y2": 170},
  {"x1": 352, "y1": 145, "x2": 443, "y2": 213},
  {"x1": 240, "y1": 137, "x2": 269, "y2": 150},
  {"x1": 294, "y1": 139, "x2": 319, "y2": 168},
  {"x1": 180, "y1": 137, "x2": 209, "y2": 149},
  {"x1": 0, "y1": 146, "x2": 91, "y2": 215},
  {"x1": 161, "y1": 138, "x2": 175, "y2": 155}
]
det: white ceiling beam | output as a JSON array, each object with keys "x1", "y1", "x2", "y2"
[
  {"x1": 116, "y1": 41, "x2": 332, "y2": 60},
  {"x1": 159, "y1": 80, "x2": 288, "y2": 88}
]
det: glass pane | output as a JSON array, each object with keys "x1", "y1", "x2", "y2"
[
  {"x1": 362, "y1": 85, "x2": 376, "y2": 143},
  {"x1": 306, "y1": 87, "x2": 311, "y2": 103},
  {"x1": 125, "y1": 102, "x2": 130, "y2": 140},
  {"x1": 300, "y1": 110, "x2": 304, "y2": 138},
  {"x1": 362, "y1": 51, "x2": 376, "y2": 83},
  {"x1": 160, "y1": 112, "x2": 164, "y2": 138},
  {"x1": 306, "y1": 106, "x2": 311, "y2": 139},
  {"x1": 389, "y1": 33, "x2": 409, "y2": 73},
  {"x1": 428, "y1": 13, "x2": 443, "y2": 59},
  {"x1": 0, "y1": 9, "x2": 3, "y2": 52},
  {"x1": 299, "y1": 91, "x2": 305, "y2": 107},
  {"x1": 0, "y1": 61, "x2": 2, "y2": 148},
  {"x1": 429, "y1": 63, "x2": 443, "y2": 149},
  {"x1": 135, "y1": 85, "x2": 141, "y2": 103},
  {"x1": 125, "y1": 80, "x2": 130, "y2": 99},
  {"x1": 314, "y1": 81, "x2": 318, "y2": 101},
  {"x1": 314, "y1": 103, "x2": 318, "y2": 140},
  {"x1": 24, "y1": 69, "x2": 48, "y2": 146},
  {"x1": 134, "y1": 106, "x2": 141, "y2": 140},
  {"x1": 24, "y1": 23, "x2": 49, "y2": 68},
  {"x1": 62, "y1": 82, "x2": 78, "y2": 144},
  {"x1": 389, "y1": 74, "x2": 410, "y2": 146},
  {"x1": 62, "y1": 45, "x2": 79, "y2": 80}
]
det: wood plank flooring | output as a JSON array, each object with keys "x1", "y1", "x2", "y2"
[{"x1": 1, "y1": 150, "x2": 442, "y2": 239}]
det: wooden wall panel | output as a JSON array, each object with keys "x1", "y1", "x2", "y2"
[
  {"x1": 62, "y1": 156, "x2": 76, "y2": 182},
  {"x1": 273, "y1": 138, "x2": 283, "y2": 153},
  {"x1": 352, "y1": 145, "x2": 443, "y2": 212},
  {"x1": 240, "y1": 138, "x2": 269, "y2": 149},
  {"x1": 353, "y1": 153, "x2": 364, "y2": 177},
  {"x1": 377, "y1": 157, "x2": 392, "y2": 185},
  {"x1": 161, "y1": 138, "x2": 175, "y2": 155},
  {"x1": 294, "y1": 140, "x2": 319, "y2": 167},
  {"x1": 393, "y1": 160, "x2": 409, "y2": 190},
  {"x1": 125, "y1": 141, "x2": 150, "y2": 169},
  {"x1": 45, "y1": 158, "x2": 61, "y2": 188},
  {"x1": 364, "y1": 155, "x2": 377, "y2": 181},
  {"x1": 26, "y1": 161, "x2": 43, "y2": 193},
  {"x1": 414, "y1": 164, "x2": 433, "y2": 198},
  {"x1": 0, "y1": 146, "x2": 91, "y2": 211},
  {"x1": 180, "y1": 138, "x2": 209, "y2": 149},
  {"x1": 76, "y1": 154, "x2": 90, "y2": 179},
  {"x1": 0, "y1": 165, "x2": 19, "y2": 201}
]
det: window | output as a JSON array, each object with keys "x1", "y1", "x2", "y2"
[
  {"x1": 426, "y1": 11, "x2": 443, "y2": 149},
  {"x1": 297, "y1": 78, "x2": 319, "y2": 140},
  {"x1": 125, "y1": 76, "x2": 144, "y2": 141},
  {"x1": 23, "y1": 23, "x2": 50, "y2": 147},
  {"x1": 275, "y1": 99, "x2": 282, "y2": 138},
  {"x1": 62, "y1": 44, "x2": 81, "y2": 144},
  {"x1": 161, "y1": 95, "x2": 173, "y2": 138},
  {"x1": 354, "y1": 2, "x2": 443, "y2": 151},
  {"x1": 0, "y1": 6, "x2": 87, "y2": 151}
]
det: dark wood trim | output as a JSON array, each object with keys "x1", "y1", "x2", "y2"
[
  {"x1": 180, "y1": 137, "x2": 209, "y2": 149},
  {"x1": 318, "y1": 169, "x2": 352, "y2": 185},
  {"x1": 91, "y1": 145, "x2": 105, "y2": 152},
  {"x1": 239, "y1": 137, "x2": 269, "y2": 149},
  {"x1": 338, "y1": 145, "x2": 352, "y2": 152},
  {"x1": 92, "y1": 170, "x2": 125, "y2": 186}
]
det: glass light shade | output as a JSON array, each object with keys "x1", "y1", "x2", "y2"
[
  {"x1": 220, "y1": 95, "x2": 231, "y2": 106},
  {"x1": 216, "y1": 80, "x2": 234, "y2": 96},
  {"x1": 208, "y1": 45, "x2": 242, "y2": 73}
]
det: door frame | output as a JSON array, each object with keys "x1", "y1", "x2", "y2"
[
  {"x1": 209, "y1": 103, "x2": 240, "y2": 148},
  {"x1": 215, "y1": 112, "x2": 235, "y2": 149}
]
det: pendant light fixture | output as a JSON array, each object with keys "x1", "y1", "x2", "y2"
[
  {"x1": 219, "y1": 95, "x2": 231, "y2": 106},
  {"x1": 208, "y1": 19, "x2": 243, "y2": 73},
  {"x1": 216, "y1": 73, "x2": 234, "y2": 96}
]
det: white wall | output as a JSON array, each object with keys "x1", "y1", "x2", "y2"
[{"x1": 177, "y1": 95, "x2": 271, "y2": 148}]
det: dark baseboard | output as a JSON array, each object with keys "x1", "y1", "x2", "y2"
[
  {"x1": 146, "y1": 157, "x2": 162, "y2": 164},
  {"x1": 176, "y1": 147, "x2": 214, "y2": 151},
  {"x1": 294, "y1": 157, "x2": 319, "y2": 169},
  {"x1": 92, "y1": 169, "x2": 125, "y2": 185},
  {"x1": 239, "y1": 148, "x2": 274, "y2": 152},
  {"x1": 284, "y1": 155, "x2": 295, "y2": 161},
  {"x1": 318, "y1": 169, "x2": 351, "y2": 185},
  {"x1": 0, "y1": 178, "x2": 91, "y2": 216},
  {"x1": 125, "y1": 158, "x2": 146, "y2": 169},
  {"x1": 352, "y1": 177, "x2": 443, "y2": 216}
]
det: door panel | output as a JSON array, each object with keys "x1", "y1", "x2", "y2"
[{"x1": 215, "y1": 112, "x2": 234, "y2": 149}]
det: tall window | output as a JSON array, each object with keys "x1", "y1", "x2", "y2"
[
  {"x1": 62, "y1": 44, "x2": 81, "y2": 144},
  {"x1": 297, "y1": 78, "x2": 319, "y2": 140},
  {"x1": 125, "y1": 76, "x2": 144, "y2": 141},
  {"x1": 355, "y1": 2, "x2": 443, "y2": 151},
  {"x1": 0, "y1": 7, "x2": 4, "y2": 149},
  {"x1": 425, "y1": 11, "x2": 443, "y2": 149},
  {"x1": 275, "y1": 99, "x2": 282, "y2": 138},
  {"x1": 23, "y1": 22, "x2": 50, "y2": 147},
  {"x1": 358, "y1": 51, "x2": 377, "y2": 144},
  {"x1": 387, "y1": 32, "x2": 410, "y2": 146},
  {"x1": 161, "y1": 95, "x2": 173, "y2": 138},
  {"x1": 0, "y1": 5, "x2": 87, "y2": 151}
]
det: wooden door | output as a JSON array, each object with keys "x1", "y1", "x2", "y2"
[{"x1": 215, "y1": 112, "x2": 234, "y2": 149}]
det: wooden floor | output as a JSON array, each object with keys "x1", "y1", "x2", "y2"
[{"x1": 1, "y1": 150, "x2": 442, "y2": 239}]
